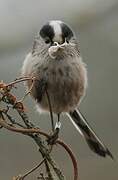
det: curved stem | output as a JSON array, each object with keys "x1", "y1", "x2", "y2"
[
  {"x1": 57, "y1": 140, "x2": 78, "y2": 180},
  {"x1": 0, "y1": 114, "x2": 78, "y2": 180},
  {"x1": 21, "y1": 158, "x2": 45, "y2": 179}
]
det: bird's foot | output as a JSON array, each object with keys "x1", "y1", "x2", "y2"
[{"x1": 47, "y1": 122, "x2": 61, "y2": 145}]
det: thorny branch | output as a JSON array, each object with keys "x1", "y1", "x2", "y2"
[{"x1": 0, "y1": 77, "x2": 79, "y2": 180}]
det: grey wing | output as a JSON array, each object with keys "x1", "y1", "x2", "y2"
[{"x1": 32, "y1": 78, "x2": 47, "y2": 103}]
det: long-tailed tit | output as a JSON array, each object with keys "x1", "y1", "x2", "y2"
[{"x1": 22, "y1": 20, "x2": 113, "y2": 159}]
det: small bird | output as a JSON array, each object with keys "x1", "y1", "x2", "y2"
[{"x1": 22, "y1": 20, "x2": 113, "y2": 159}]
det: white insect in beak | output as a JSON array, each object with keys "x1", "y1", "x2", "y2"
[
  {"x1": 48, "y1": 39, "x2": 76, "y2": 59},
  {"x1": 48, "y1": 41, "x2": 64, "y2": 59}
]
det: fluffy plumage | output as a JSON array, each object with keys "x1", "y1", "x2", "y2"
[{"x1": 22, "y1": 20, "x2": 113, "y2": 159}]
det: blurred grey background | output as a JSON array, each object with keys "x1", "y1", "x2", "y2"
[{"x1": 0, "y1": 0, "x2": 118, "y2": 179}]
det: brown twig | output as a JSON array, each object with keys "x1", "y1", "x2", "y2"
[
  {"x1": 0, "y1": 78, "x2": 79, "y2": 180},
  {"x1": 18, "y1": 77, "x2": 35, "y2": 103},
  {"x1": 0, "y1": 114, "x2": 65, "y2": 180},
  {"x1": 0, "y1": 114, "x2": 45, "y2": 135},
  {"x1": 6, "y1": 77, "x2": 35, "y2": 87},
  {"x1": 13, "y1": 159, "x2": 46, "y2": 180},
  {"x1": 0, "y1": 114, "x2": 78, "y2": 180},
  {"x1": 20, "y1": 158, "x2": 46, "y2": 179},
  {"x1": 57, "y1": 140, "x2": 78, "y2": 180}
]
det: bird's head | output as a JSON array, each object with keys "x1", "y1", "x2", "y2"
[{"x1": 32, "y1": 20, "x2": 79, "y2": 59}]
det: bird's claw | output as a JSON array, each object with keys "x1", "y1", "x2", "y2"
[{"x1": 47, "y1": 122, "x2": 61, "y2": 145}]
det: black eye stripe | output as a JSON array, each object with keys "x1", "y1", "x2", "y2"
[
  {"x1": 61, "y1": 23, "x2": 73, "y2": 40},
  {"x1": 39, "y1": 21, "x2": 74, "y2": 44},
  {"x1": 40, "y1": 24, "x2": 54, "y2": 42}
]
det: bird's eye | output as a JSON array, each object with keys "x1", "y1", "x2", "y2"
[
  {"x1": 66, "y1": 39, "x2": 69, "y2": 43},
  {"x1": 45, "y1": 38, "x2": 51, "y2": 44}
]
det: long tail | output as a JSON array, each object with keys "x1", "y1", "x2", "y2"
[{"x1": 68, "y1": 109, "x2": 114, "y2": 159}]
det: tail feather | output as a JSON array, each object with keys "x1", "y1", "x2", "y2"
[{"x1": 68, "y1": 109, "x2": 114, "y2": 159}]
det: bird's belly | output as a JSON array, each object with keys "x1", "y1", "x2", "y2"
[{"x1": 38, "y1": 63, "x2": 86, "y2": 113}]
